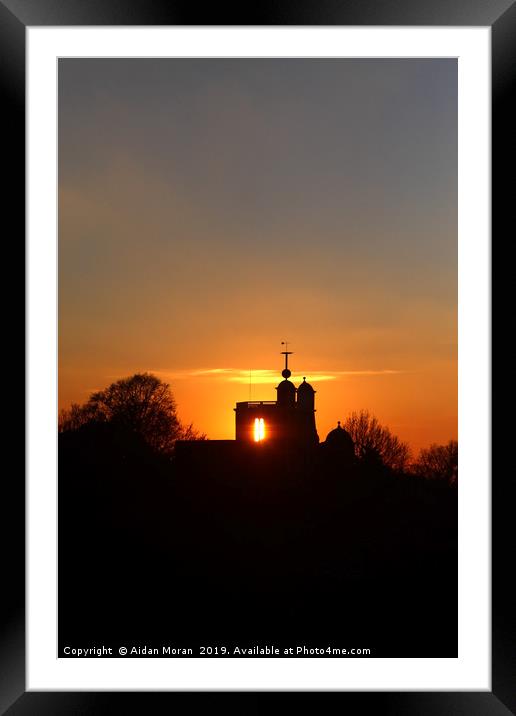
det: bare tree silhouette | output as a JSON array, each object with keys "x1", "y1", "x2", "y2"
[
  {"x1": 58, "y1": 401, "x2": 97, "y2": 433},
  {"x1": 343, "y1": 409, "x2": 411, "y2": 472},
  {"x1": 58, "y1": 372, "x2": 205, "y2": 453},
  {"x1": 411, "y1": 440, "x2": 458, "y2": 485},
  {"x1": 176, "y1": 422, "x2": 207, "y2": 441}
]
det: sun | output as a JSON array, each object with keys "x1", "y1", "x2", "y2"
[{"x1": 253, "y1": 417, "x2": 265, "y2": 442}]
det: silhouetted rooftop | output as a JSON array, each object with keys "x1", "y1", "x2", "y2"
[
  {"x1": 325, "y1": 421, "x2": 354, "y2": 448},
  {"x1": 235, "y1": 401, "x2": 277, "y2": 408},
  {"x1": 297, "y1": 377, "x2": 314, "y2": 393}
]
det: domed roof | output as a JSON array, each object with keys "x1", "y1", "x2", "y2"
[
  {"x1": 297, "y1": 376, "x2": 314, "y2": 393},
  {"x1": 325, "y1": 421, "x2": 354, "y2": 448},
  {"x1": 276, "y1": 378, "x2": 296, "y2": 406},
  {"x1": 277, "y1": 378, "x2": 296, "y2": 394}
]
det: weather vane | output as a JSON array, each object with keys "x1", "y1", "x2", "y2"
[{"x1": 280, "y1": 341, "x2": 293, "y2": 378}]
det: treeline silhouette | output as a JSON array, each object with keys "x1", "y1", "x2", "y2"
[
  {"x1": 59, "y1": 373, "x2": 457, "y2": 657},
  {"x1": 59, "y1": 373, "x2": 206, "y2": 452}
]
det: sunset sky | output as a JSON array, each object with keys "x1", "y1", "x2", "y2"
[{"x1": 58, "y1": 58, "x2": 457, "y2": 455}]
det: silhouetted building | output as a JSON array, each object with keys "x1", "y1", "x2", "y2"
[
  {"x1": 175, "y1": 349, "x2": 355, "y2": 465},
  {"x1": 234, "y1": 350, "x2": 319, "y2": 446},
  {"x1": 321, "y1": 420, "x2": 355, "y2": 464}
]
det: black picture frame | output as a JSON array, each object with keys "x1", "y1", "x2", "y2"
[{"x1": 4, "y1": 0, "x2": 512, "y2": 710}]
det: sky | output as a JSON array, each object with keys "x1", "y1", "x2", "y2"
[{"x1": 58, "y1": 58, "x2": 457, "y2": 455}]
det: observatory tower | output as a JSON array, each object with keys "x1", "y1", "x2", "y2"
[{"x1": 234, "y1": 347, "x2": 319, "y2": 445}]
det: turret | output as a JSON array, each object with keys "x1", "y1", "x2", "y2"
[
  {"x1": 296, "y1": 376, "x2": 315, "y2": 411},
  {"x1": 276, "y1": 378, "x2": 296, "y2": 407}
]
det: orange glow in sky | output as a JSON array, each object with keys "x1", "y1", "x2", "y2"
[
  {"x1": 58, "y1": 58, "x2": 457, "y2": 456},
  {"x1": 58, "y1": 353, "x2": 457, "y2": 455}
]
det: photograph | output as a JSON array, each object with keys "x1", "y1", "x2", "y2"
[
  {"x1": 1, "y1": 0, "x2": 510, "y2": 704},
  {"x1": 57, "y1": 57, "x2": 459, "y2": 658}
]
